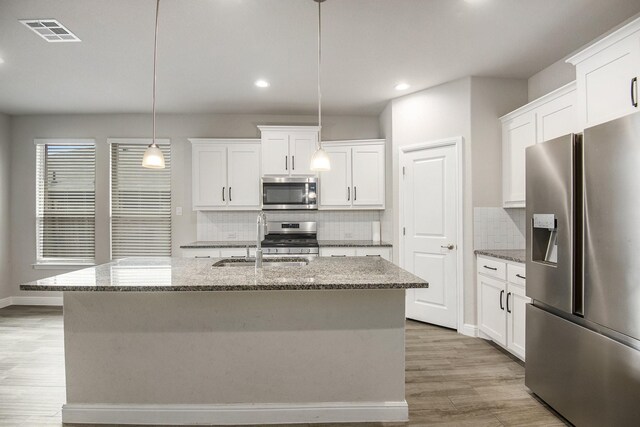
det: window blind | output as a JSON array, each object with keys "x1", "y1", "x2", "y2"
[
  {"x1": 110, "y1": 141, "x2": 171, "y2": 258},
  {"x1": 36, "y1": 141, "x2": 96, "y2": 263}
]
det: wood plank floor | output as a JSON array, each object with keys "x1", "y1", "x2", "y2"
[{"x1": 0, "y1": 306, "x2": 568, "y2": 426}]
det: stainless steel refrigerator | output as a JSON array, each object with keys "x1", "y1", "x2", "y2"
[{"x1": 525, "y1": 112, "x2": 640, "y2": 426}]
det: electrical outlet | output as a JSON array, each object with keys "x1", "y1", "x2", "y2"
[
  {"x1": 225, "y1": 232, "x2": 237, "y2": 240},
  {"x1": 176, "y1": 207, "x2": 183, "y2": 216},
  {"x1": 344, "y1": 232, "x2": 353, "y2": 239}
]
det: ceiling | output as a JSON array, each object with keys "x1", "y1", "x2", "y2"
[{"x1": 1, "y1": 0, "x2": 640, "y2": 116}]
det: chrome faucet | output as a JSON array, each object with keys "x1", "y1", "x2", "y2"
[{"x1": 256, "y1": 211, "x2": 267, "y2": 268}]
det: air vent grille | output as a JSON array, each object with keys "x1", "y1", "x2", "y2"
[{"x1": 20, "y1": 19, "x2": 81, "y2": 42}]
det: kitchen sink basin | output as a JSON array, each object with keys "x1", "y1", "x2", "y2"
[{"x1": 212, "y1": 258, "x2": 309, "y2": 268}]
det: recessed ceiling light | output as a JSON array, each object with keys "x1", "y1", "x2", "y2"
[
  {"x1": 19, "y1": 19, "x2": 81, "y2": 42},
  {"x1": 255, "y1": 80, "x2": 270, "y2": 88},
  {"x1": 395, "y1": 83, "x2": 410, "y2": 91}
]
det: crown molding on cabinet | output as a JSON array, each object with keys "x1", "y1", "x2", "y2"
[
  {"x1": 500, "y1": 81, "x2": 577, "y2": 122},
  {"x1": 566, "y1": 16, "x2": 640, "y2": 65}
]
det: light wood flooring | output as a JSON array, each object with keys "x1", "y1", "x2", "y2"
[{"x1": 0, "y1": 305, "x2": 568, "y2": 426}]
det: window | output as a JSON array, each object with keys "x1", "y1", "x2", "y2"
[
  {"x1": 110, "y1": 139, "x2": 171, "y2": 258},
  {"x1": 35, "y1": 139, "x2": 96, "y2": 264}
]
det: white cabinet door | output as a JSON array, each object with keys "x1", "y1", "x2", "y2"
[
  {"x1": 261, "y1": 131, "x2": 290, "y2": 176},
  {"x1": 536, "y1": 88, "x2": 578, "y2": 143},
  {"x1": 352, "y1": 144, "x2": 385, "y2": 208},
  {"x1": 319, "y1": 247, "x2": 357, "y2": 257},
  {"x1": 320, "y1": 146, "x2": 352, "y2": 208},
  {"x1": 575, "y1": 34, "x2": 640, "y2": 129},
  {"x1": 192, "y1": 145, "x2": 227, "y2": 209},
  {"x1": 478, "y1": 274, "x2": 507, "y2": 346},
  {"x1": 181, "y1": 249, "x2": 221, "y2": 258},
  {"x1": 290, "y1": 132, "x2": 317, "y2": 176},
  {"x1": 507, "y1": 283, "x2": 529, "y2": 360},
  {"x1": 228, "y1": 144, "x2": 261, "y2": 209},
  {"x1": 502, "y1": 111, "x2": 536, "y2": 208},
  {"x1": 356, "y1": 247, "x2": 392, "y2": 261}
]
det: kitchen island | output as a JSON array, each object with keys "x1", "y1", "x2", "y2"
[{"x1": 21, "y1": 256, "x2": 428, "y2": 425}]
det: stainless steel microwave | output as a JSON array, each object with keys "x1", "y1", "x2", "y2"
[{"x1": 261, "y1": 177, "x2": 318, "y2": 210}]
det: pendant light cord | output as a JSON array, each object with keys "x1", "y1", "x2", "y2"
[
  {"x1": 152, "y1": 0, "x2": 160, "y2": 147},
  {"x1": 317, "y1": 0, "x2": 322, "y2": 148}
]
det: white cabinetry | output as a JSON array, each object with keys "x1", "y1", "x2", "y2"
[
  {"x1": 501, "y1": 82, "x2": 577, "y2": 208},
  {"x1": 319, "y1": 140, "x2": 385, "y2": 210},
  {"x1": 567, "y1": 19, "x2": 640, "y2": 129},
  {"x1": 181, "y1": 247, "x2": 256, "y2": 258},
  {"x1": 319, "y1": 246, "x2": 392, "y2": 261},
  {"x1": 477, "y1": 255, "x2": 529, "y2": 360},
  {"x1": 258, "y1": 126, "x2": 319, "y2": 177},
  {"x1": 190, "y1": 139, "x2": 261, "y2": 211}
]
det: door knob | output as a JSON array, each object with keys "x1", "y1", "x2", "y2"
[{"x1": 441, "y1": 244, "x2": 455, "y2": 250}]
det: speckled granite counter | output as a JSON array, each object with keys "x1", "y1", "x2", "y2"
[
  {"x1": 180, "y1": 240, "x2": 393, "y2": 248},
  {"x1": 20, "y1": 256, "x2": 427, "y2": 292},
  {"x1": 475, "y1": 249, "x2": 526, "y2": 263}
]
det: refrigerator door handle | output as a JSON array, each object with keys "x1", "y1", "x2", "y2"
[{"x1": 500, "y1": 290, "x2": 505, "y2": 311}]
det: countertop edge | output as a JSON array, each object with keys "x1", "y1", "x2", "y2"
[
  {"x1": 180, "y1": 241, "x2": 393, "y2": 249},
  {"x1": 20, "y1": 283, "x2": 428, "y2": 292},
  {"x1": 474, "y1": 249, "x2": 526, "y2": 264}
]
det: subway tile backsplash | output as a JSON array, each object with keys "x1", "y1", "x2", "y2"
[
  {"x1": 474, "y1": 207, "x2": 525, "y2": 250},
  {"x1": 197, "y1": 211, "x2": 382, "y2": 241}
]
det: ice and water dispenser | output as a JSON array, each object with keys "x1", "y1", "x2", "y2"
[{"x1": 531, "y1": 214, "x2": 558, "y2": 264}]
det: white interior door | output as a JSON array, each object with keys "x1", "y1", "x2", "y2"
[{"x1": 402, "y1": 143, "x2": 459, "y2": 329}]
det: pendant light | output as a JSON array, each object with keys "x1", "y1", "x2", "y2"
[
  {"x1": 142, "y1": 0, "x2": 166, "y2": 169},
  {"x1": 309, "y1": 0, "x2": 331, "y2": 172}
]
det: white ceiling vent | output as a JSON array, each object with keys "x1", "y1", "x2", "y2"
[{"x1": 19, "y1": 19, "x2": 81, "y2": 42}]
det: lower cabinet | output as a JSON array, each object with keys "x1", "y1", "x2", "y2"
[
  {"x1": 477, "y1": 256, "x2": 529, "y2": 360},
  {"x1": 319, "y1": 247, "x2": 392, "y2": 261},
  {"x1": 181, "y1": 247, "x2": 255, "y2": 259}
]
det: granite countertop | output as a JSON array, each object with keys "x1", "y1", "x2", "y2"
[
  {"x1": 474, "y1": 249, "x2": 526, "y2": 264},
  {"x1": 20, "y1": 257, "x2": 428, "y2": 292},
  {"x1": 180, "y1": 240, "x2": 393, "y2": 249}
]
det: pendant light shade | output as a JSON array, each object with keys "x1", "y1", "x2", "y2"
[
  {"x1": 142, "y1": 142, "x2": 165, "y2": 168},
  {"x1": 310, "y1": 0, "x2": 330, "y2": 172},
  {"x1": 142, "y1": 0, "x2": 166, "y2": 169},
  {"x1": 310, "y1": 147, "x2": 330, "y2": 171}
]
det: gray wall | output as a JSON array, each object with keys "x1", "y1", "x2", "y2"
[
  {"x1": 10, "y1": 113, "x2": 380, "y2": 296},
  {"x1": 383, "y1": 76, "x2": 527, "y2": 327},
  {"x1": 527, "y1": 57, "x2": 576, "y2": 102},
  {"x1": 0, "y1": 114, "x2": 11, "y2": 300}
]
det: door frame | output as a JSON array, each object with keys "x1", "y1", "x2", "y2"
[{"x1": 399, "y1": 136, "x2": 465, "y2": 333}]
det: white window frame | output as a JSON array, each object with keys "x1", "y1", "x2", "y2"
[
  {"x1": 108, "y1": 138, "x2": 171, "y2": 259},
  {"x1": 34, "y1": 138, "x2": 96, "y2": 267}
]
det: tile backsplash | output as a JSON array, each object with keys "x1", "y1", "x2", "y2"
[
  {"x1": 474, "y1": 207, "x2": 525, "y2": 250},
  {"x1": 197, "y1": 211, "x2": 382, "y2": 241}
]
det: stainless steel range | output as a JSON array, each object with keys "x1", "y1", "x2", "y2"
[{"x1": 261, "y1": 221, "x2": 319, "y2": 257}]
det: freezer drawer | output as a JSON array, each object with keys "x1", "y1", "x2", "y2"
[
  {"x1": 526, "y1": 304, "x2": 640, "y2": 427},
  {"x1": 583, "y1": 113, "x2": 640, "y2": 341}
]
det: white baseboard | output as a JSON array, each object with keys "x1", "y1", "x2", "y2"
[
  {"x1": 10, "y1": 296, "x2": 63, "y2": 306},
  {"x1": 62, "y1": 401, "x2": 409, "y2": 425},
  {"x1": 460, "y1": 323, "x2": 478, "y2": 337},
  {"x1": 0, "y1": 296, "x2": 11, "y2": 309}
]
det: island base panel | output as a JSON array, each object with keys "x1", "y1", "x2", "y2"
[{"x1": 62, "y1": 290, "x2": 407, "y2": 425}]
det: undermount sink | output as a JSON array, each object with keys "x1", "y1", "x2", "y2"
[{"x1": 212, "y1": 258, "x2": 309, "y2": 268}]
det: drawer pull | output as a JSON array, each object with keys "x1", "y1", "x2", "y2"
[
  {"x1": 516, "y1": 274, "x2": 526, "y2": 280},
  {"x1": 365, "y1": 254, "x2": 381, "y2": 257},
  {"x1": 500, "y1": 290, "x2": 505, "y2": 311},
  {"x1": 195, "y1": 256, "x2": 211, "y2": 259},
  {"x1": 483, "y1": 265, "x2": 498, "y2": 271},
  {"x1": 331, "y1": 255, "x2": 347, "y2": 257}
]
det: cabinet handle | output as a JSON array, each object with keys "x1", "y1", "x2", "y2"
[
  {"x1": 500, "y1": 290, "x2": 505, "y2": 311},
  {"x1": 516, "y1": 274, "x2": 526, "y2": 280},
  {"x1": 347, "y1": 187, "x2": 350, "y2": 201},
  {"x1": 229, "y1": 187, "x2": 232, "y2": 201},
  {"x1": 331, "y1": 255, "x2": 346, "y2": 257},
  {"x1": 292, "y1": 155, "x2": 295, "y2": 170},
  {"x1": 483, "y1": 265, "x2": 498, "y2": 271},
  {"x1": 365, "y1": 254, "x2": 381, "y2": 257},
  {"x1": 195, "y1": 256, "x2": 211, "y2": 259},
  {"x1": 354, "y1": 187, "x2": 357, "y2": 201},
  {"x1": 632, "y1": 77, "x2": 638, "y2": 108},
  {"x1": 285, "y1": 156, "x2": 288, "y2": 170},
  {"x1": 506, "y1": 292, "x2": 512, "y2": 313},
  {"x1": 222, "y1": 187, "x2": 225, "y2": 202}
]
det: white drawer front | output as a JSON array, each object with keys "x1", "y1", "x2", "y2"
[
  {"x1": 320, "y1": 247, "x2": 357, "y2": 257},
  {"x1": 508, "y1": 263, "x2": 526, "y2": 287},
  {"x1": 181, "y1": 248, "x2": 221, "y2": 259},
  {"x1": 477, "y1": 257, "x2": 507, "y2": 280},
  {"x1": 355, "y1": 247, "x2": 391, "y2": 261},
  {"x1": 220, "y1": 248, "x2": 251, "y2": 258}
]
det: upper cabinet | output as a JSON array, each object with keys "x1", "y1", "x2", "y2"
[
  {"x1": 190, "y1": 139, "x2": 261, "y2": 211},
  {"x1": 567, "y1": 18, "x2": 640, "y2": 129},
  {"x1": 258, "y1": 126, "x2": 319, "y2": 177},
  {"x1": 501, "y1": 82, "x2": 577, "y2": 208},
  {"x1": 319, "y1": 140, "x2": 385, "y2": 210}
]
